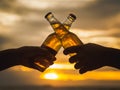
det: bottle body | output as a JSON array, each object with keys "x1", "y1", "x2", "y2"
[
  {"x1": 34, "y1": 12, "x2": 81, "y2": 72},
  {"x1": 41, "y1": 33, "x2": 61, "y2": 54},
  {"x1": 34, "y1": 33, "x2": 61, "y2": 72},
  {"x1": 51, "y1": 23, "x2": 68, "y2": 39},
  {"x1": 50, "y1": 19, "x2": 83, "y2": 49},
  {"x1": 45, "y1": 12, "x2": 83, "y2": 49},
  {"x1": 62, "y1": 32, "x2": 83, "y2": 49}
]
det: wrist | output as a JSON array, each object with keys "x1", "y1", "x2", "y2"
[{"x1": 106, "y1": 47, "x2": 120, "y2": 69}]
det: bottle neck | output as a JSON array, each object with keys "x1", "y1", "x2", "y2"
[
  {"x1": 45, "y1": 12, "x2": 76, "y2": 38},
  {"x1": 45, "y1": 12, "x2": 69, "y2": 38},
  {"x1": 63, "y1": 14, "x2": 76, "y2": 30},
  {"x1": 51, "y1": 23, "x2": 69, "y2": 39},
  {"x1": 45, "y1": 12, "x2": 61, "y2": 28}
]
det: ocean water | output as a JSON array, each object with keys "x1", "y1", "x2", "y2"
[{"x1": 0, "y1": 86, "x2": 120, "y2": 90}]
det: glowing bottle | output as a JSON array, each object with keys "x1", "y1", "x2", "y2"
[
  {"x1": 34, "y1": 13, "x2": 76, "y2": 72},
  {"x1": 45, "y1": 12, "x2": 83, "y2": 49}
]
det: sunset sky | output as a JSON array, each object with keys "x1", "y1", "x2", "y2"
[{"x1": 0, "y1": 0, "x2": 120, "y2": 87}]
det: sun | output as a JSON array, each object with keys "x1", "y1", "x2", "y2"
[{"x1": 43, "y1": 73, "x2": 59, "y2": 80}]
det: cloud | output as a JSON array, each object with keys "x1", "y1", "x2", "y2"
[
  {"x1": 73, "y1": 0, "x2": 120, "y2": 30},
  {"x1": 83, "y1": 0, "x2": 120, "y2": 18},
  {"x1": 0, "y1": 36, "x2": 9, "y2": 44},
  {"x1": 1, "y1": 0, "x2": 119, "y2": 30},
  {"x1": 0, "y1": 0, "x2": 14, "y2": 9},
  {"x1": 0, "y1": 0, "x2": 19, "y2": 12},
  {"x1": 0, "y1": 0, "x2": 36, "y2": 15},
  {"x1": 17, "y1": 0, "x2": 92, "y2": 9},
  {"x1": 0, "y1": 35, "x2": 10, "y2": 50}
]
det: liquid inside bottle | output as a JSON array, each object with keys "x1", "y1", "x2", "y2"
[
  {"x1": 45, "y1": 12, "x2": 83, "y2": 55},
  {"x1": 34, "y1": 33, "x2": 61, "y2": 72},
  {"x1": 61, "y1": 14, "x2": 83, "y2": 49},
  {"x1": 62, "y1": 32, "x2": 83, "y2": 49},
  {"x1": 34, "y1": 12, "x2": 76, "y2": 72},
  {"x1": 41, "y1": 33, "x2": 61, "y2": 54},
  {"x1": 45, "y1": 12, "x2": 83, "y2": 48}
]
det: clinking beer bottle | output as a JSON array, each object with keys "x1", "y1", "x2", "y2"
[
  {"x1": 34, "y1": 13, "x2": 76, "y2": 72},
  {"x1": 45, "y1": 12, "x2": 83, "y2": 50}
]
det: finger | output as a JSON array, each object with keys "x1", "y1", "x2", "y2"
[
  {"x1": 34, "y1": 58, "x2": 51, "y2": 67},
  {"x1": 40, "y1": 47, "x2": 56, "y2": 61},
  {"x1": 69, "y1": 55, "x2": 79, "y2": 63},
  {"x1": 19, "y1": 46, "x2": 56, "y2": 62},
  {"x1": 41, "y1": 46, "x2": 57, "y2": 56},
  {"x1": 79, "y1": 64, "x2": 96, "y2": 74},
  {"x1": 69, "y1": 53, "x2": 86, "y2": 63},
  {"x1": 31, "y1": 59, "x2": 53, "y2": 72},
  {"x1": 39, "y1": 54, "x2": 56, "y2": 63},
  {"x1": 31, "y1": 63, "x2": 46, "y2": 72},
  {"x1": 63, "y1": 45, "x2": 81, "y2": 55},
  {"x1": 79, "y1": 66, "x2": 88, "y2": 74},
  {"x1": 40, "y1": 48, "x2": 56, "y2": 61},
  {"x1": 32, "y1": 50, "x2": 56, "y2": 62},
  {"x1": 30, "y1": 53, "x2": 55, "y2": 68},
  {"x1": 38, "y1": 58, "x2": 54, "y2": 65},
  {"x1": 45, "y1": 54, "x2": 56, "y2": 62},
  {"x1": 28, "y1": 60, "x2": 46, "y2": 72},
  {"x1": 74, "y1": 61, "x2": 86, "y2": 69}
]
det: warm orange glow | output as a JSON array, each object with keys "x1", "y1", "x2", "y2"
[
  {"x1": 40, "y1": 69, "x2": 120, "y2": 81},
  {"x1": 11, "y1": 64, "x2": 120, "y2": 81},
  {"x1": 49, "y1": 63, "x2": 74, "y2": 69},
  {"x1": 85, "y1": 71, "x2": 120, "y2": 80},
  {"x1": 43, "y1": 73, "x2": 58, "y2": 80},
  {"x1": 40, "y1": 72, "x2": 85, "y2": 81}
]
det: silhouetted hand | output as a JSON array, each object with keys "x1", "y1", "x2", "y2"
[
  {"x1": 64, "y1": 43, "x2": 120, "y2": 74},
  {"x1": 0, "y1": 46, "x2": 56, "y2": 71}
]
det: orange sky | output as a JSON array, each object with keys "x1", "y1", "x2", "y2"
[{"x1": 0, "y1": 0, "x2": 120, "y2": 87}]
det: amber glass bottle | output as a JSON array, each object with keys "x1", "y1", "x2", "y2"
[
  {"x1": 34, "y1": 13, "x2": 76, "y2": 71},
  {"x1": 45, "y1": 12, "x2": 83, "y2": 49}
]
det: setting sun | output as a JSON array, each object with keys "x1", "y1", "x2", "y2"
[{"x1": 44, "y1": 73, "x2": 59, "y2": 80}]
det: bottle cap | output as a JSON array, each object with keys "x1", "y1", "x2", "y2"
[
  {"x1": 69, "y1": 13, "x2": 76, "y2": 20},
  {"x1": 45, "y1": 12, "x2": 52, "y2": 18}
]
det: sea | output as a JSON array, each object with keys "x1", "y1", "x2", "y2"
[{"x1": 0, "y1": 86, "x2": 120, "y2": 90}]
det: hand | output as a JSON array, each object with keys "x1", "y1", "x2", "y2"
[
  {"x1": 16, "y1": 46, "x2": 56, "y2": 71},
  {"x1": 0, "y1": 46, "x2": 56, "y2": 71},
  {"x1": 64, "y1": 43, "x2": 120, "y2": 74}
]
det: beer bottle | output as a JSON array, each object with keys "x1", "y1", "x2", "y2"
[
  {"x1": 45, "y1": 12, "x2": 83, "y2": 49},
  {"x1": 34, "y1": 13, "x2": 76, "y2": 71},
  {"x1": 34, "y1": 33, "x2": 61, "y2": 72}
]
